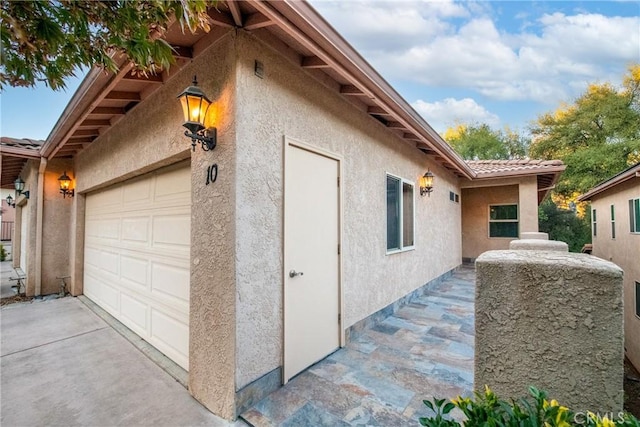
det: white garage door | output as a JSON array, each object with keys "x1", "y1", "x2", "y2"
[{"x1": 84, "y1": 165, "x2": 191, "y2": 370}]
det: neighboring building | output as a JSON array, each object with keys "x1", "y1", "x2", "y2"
[
  {"x1": 578, "y1": 162, "x2": 640, "y2": 372},
  {"x1": 461, "y1": 159, "x2": 565, "y2": 261},
  {"x1": 0, "y1": 1, "x2": 564, "y2": 420}
]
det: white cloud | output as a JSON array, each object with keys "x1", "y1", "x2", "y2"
[
  {"x1": 411, "y1": 98, "x2": 500, "y2": 133},
  {"x1": 311, "y1": 1, "x2": 640, "y2": 105}
]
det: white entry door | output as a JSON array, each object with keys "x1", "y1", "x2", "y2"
[
  {"x1": 284, "y1": 141, "x2": 340, "y2": 382},
  {"x1": 84, "y1": 165, "x2": 191, "y2": 369}
]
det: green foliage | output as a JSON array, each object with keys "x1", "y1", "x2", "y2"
[
  {"x1": 0, "y1": 0, "x2": 214, "y2": 90},
  {"x1": 530, "y1": 65, "x2": 640, "y2": 196},
  {"x1": 539, "y1": 199, "x2": 592, "y2": 252},
  {"x1": 419, "y1": 386, "x2": 640, "y2": 427},
  {"x1": 0, "y1": 244, "x2": 6, "y2": 262},
  {"x1": 443, "y1": 124, "x2": 530, "y2": 160}
]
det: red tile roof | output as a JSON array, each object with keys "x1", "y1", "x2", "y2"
[
  {"x1": 466, "y1": 159, "x2": 565, "y2": 177},
  {"x1": 1, "y1": 137, "x2": 45, "y2": 150}
]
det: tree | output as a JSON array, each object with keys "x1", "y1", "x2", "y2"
[
  {"x1": 530, "y1": 64, "x2": 640, "y2": 196},
  {"x1": 538, "y1": 199, "x2": 591, "y2": 252},
  {"x1": 0, "y1": 0, "x2": 214, "y2": 90},
  {"x1": 443, "y1": 123, "x2": 530, "y2": 160}
]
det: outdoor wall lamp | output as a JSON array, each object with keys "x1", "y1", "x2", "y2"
[
  {"x1": 178, "y1": 76, "x2": 216, "y2": 152},
  {"x1": 6, "y1": 194, "x2": 15, "y2": 208},
  {"x1": 420, "y1": 171, "x2": 434, "y2": 197},
  {"x1": 14, "y1": 177, "x2": 29, "y2": 199},
  {"x1": 58, "y1": 171, "x2": 75, "y2": 198}
]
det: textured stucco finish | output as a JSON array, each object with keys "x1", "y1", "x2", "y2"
[
  {"x1": 461, "y1": 184, "x2": 518, "y2": 259},
  {"x1": 41, "y1": 159, "x2": 73, "y2": 295},
  {"x1": 233, "y1": 31, "x2": 462, "y2": 389},
  {"x1": 71, "y1": 32, "x2": 238, "y2": 419},
  {"x1": 509, "y1": 239, "x2": 568, "y2": 251},
  {"x1": 475, "y1": 250, "x2": 624, "y2": 412},
  {"x1": 13, "y1": 160, "x2": 39, "y2": 296},
  {"x1": 521, "y1": 232, "x2": 548, "y2": 240},
  {"x1": 587, "y1": 177, "x2": 640, "y2": 372}
]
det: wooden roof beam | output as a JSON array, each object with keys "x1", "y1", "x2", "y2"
[
  {"x1": 368, "y1": 106, "x2": 391, "y2": 116},
  {"x1": 122, "y1": 71, "x2": 164, "y2": 83},
  {"x1": 340, "y1": 85, "x2": 365, "y2": 96},
  {"x1": 227, "y1": 1, "x2": 243, "y2": 26},
  {"x1": 90, "y1": 107, "x2": 126, "y2": 115},
  {"x1": 386, "y1": 121, "x2": 406, "y2": 130},
  {"x1": 244, "y1": 13, "x2": 273, "y2": 30},
  {"x1": 171, "y1": 45, "x2": 193, "y2": 59},
  {"x1": 79, "y1": 119, "x2": 111, "y2": 128},
  {"x1": 301, "y1": 56, "x2": 329, "y2": 69},
  {"x1": 104, "y1": 91, "x2": 141, "y2": 101},
  {"x1": 208, "y1": 9, "x2": 236, "y2": 27},
  {"x1": 70, "y1": 129, "x2": 99, "y2": 137}
]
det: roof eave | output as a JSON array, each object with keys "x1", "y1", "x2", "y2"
[
  {"x1": 472, "y1": 165, "x2": 566, "y2": 180},
  {"x1": 577, "y1": 163, "x2": 640, "y2": 201}
]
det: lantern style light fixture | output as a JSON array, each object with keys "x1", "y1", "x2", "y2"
[
  {"x1": 6, "y1": 194, "x2": 15, "y2": 208},
  {"x1": 420, "y1": 170, "x2": 434, "y2": 197},
  {"x1": 177, "y1": 76, "x2": 216, "y2": 152},
  {"x1": 14, "y1": 177, "x2": 29, "y2": 199},
  {"x1": 58, "y1": 171, "x2": 75, "y2": 198}
]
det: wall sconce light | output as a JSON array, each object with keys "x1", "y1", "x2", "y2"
[
  {"x1": 178, "y1": 76, "x2": 216, "y2": 152},
  {"x1": 420, "y1": 171, "x2": 434, "y2": 197},
  {"x1": 14, "y1": 177, "x2": 29, "y2": 199},
  {"x1": 58, "y1": 171, "x2": 75, "y2": 198},
  {"x1": 6, "y1": 194, "x2": 15, "y2": 208}
]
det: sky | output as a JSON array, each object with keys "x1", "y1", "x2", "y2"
[{"x1": 1, "y1": 0, "x2": 639, "y2": 141}]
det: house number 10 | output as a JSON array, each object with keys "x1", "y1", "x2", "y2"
[{"x1": 206, "y1": 164, "x2": 218, "y2": 185}]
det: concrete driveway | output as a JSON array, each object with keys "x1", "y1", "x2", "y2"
[{"x1": 0, "y1": 297, "x2": 244, "y2": 426}]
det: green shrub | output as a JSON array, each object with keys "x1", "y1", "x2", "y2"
[
  {"x1": 419, "y1": 386, "x2": 639, "y2": 427},
  {"x1": 0, "y1": 244, "x2": 6, "y2": 262}
]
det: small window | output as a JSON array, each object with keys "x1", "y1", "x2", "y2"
[
  {"x1": 449, "y1": 191, "x2": 455, "y2": 201},
  {"x1": 636, "y1": 282, "x2": 640, "y2": 318},
  {"x1": 386, "y1": 174, "x2": 414, "y2": 252},
  {"x1": 592, "y1": 208, "x2": 597, "y2": 237},
  {"x1": 489, "y1": 204, "x2": 518, "y2": 238},
  {"x1": 630, "y1": 199, "x2": 640, "y2": 233},
  {"x1": 455, "y1": 194, "x2": 459, "y2": 203},
  {"x1": 611, "y1": 204, "x2": 616, "y2": 239}
]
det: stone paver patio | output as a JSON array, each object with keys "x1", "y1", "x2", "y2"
[{"x1": 241, "y1": 266, "x2": 475, "y2": 426}]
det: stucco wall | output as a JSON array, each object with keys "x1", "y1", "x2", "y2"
[
  {"x1": 40, "y1": 159, "x2": 73, "y2": 295},
  {"x1": 476, "y1": 250, "x2": 624, "y2": 412},
  {"x1": 233, "y1": 31, "x2": 462, "y2": 389},
  {"x1": 72, "y1": 31, "x2": 238, "y2": 419},
  {"x1": 589, "y1": 178, "x2": 640, "y2": 372},
  {"x1": 13, "y1": 160, "x2": 39, "y2": 296},
  {"x1": 461, "y1": 184, "x2": 518, "y2": 260}
]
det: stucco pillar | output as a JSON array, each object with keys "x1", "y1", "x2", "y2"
[
  {"x1": 518, "y1": 176, "x2": 538, "y2": 233},
  {"x1": 187, "y1": 36, "x2": 238, "y2": 420},
  {"x1": 475, "y1": 250, "x2": 624, "y2": 412}
]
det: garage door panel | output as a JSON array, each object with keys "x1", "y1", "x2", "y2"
[
  {"x1": 84, "y1": 164, "x2": 190, "y2": 370},
  {"x1": 123, "y1": 178, "x2": 152, "y2": 203},
  {"x1": 151, "y1": 308, "x2": 189, "y2": 367},
  {"x1": 155, "y1": 167, "x2": 191, "y2": 199},
  {"x1": 120, "y1": 293, "x2": 149, "y2": 332},
  {"x1": 151, "y1": 262, "x2": 190, "y2": 303},
  {"x1": 120, "y1": 255, "x2": 149, "y2": 288},
  {"x1": 152, "y1": 215, "x2": 190, "y2": 247},
  {"x1": 121, "y1": 217, "x2": 150, "y2": 243}
]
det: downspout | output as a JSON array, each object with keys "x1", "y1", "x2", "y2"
[{"x1": 35, "y1": 157, "x2": 47, "y2": 296}]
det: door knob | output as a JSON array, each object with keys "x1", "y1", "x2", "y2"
[{"x1": 289, "y1": 270, "x2": 304, "y2": 278}]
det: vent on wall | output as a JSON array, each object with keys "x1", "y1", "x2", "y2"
[{"x1": 449, "y1": 191, "x2": 460, "y2": 203}]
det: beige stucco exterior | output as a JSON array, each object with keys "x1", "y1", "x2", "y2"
[
  {"x1": 460, "y1": 175, "x2": 540, "y2": 260},
  {"x1": 233, "y1": 31, "x2": 462, "y2": 390},
  {"x1": 587, "y1": 177, "x2": 640, "y2": 372},
  {"x1": 3, "y1": 25, "x2": 562, "y2": 421}
]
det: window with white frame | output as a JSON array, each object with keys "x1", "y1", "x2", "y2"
[
  {"x1": 630, "y1": 198, "x2": 640, "y2": 233},
  {"x1": 488, "y1": 204, "x2": 518, "y2": 238},
  {"x1": 592, "y1": 208, "x2": 597, "y2": 237},
  {"x1": 386, "y1": 174, "x2": 414, "y2": 252},
  {"x1": 610, "y1": 204, "x2": 616, "y2": 239}
]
